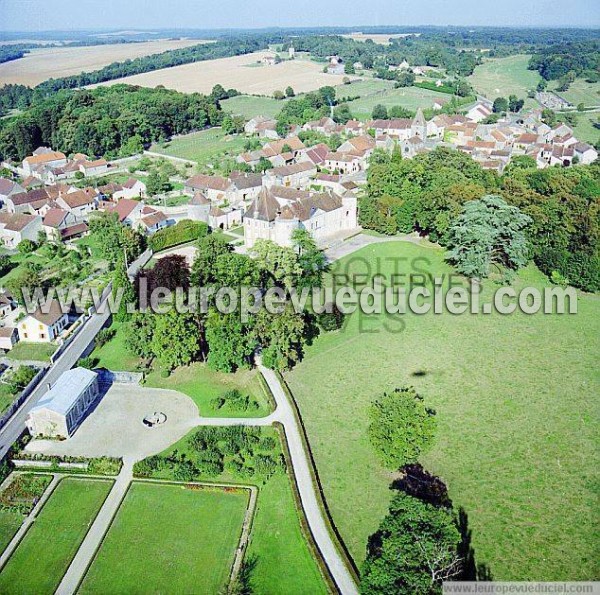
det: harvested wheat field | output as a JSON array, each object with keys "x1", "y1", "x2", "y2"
[
  {"x1": 0, "y1": 39, "x2": 207, "y2": 86},
  {"x1": 92, "y1": 52, "x2": 355, "y2": 94}
]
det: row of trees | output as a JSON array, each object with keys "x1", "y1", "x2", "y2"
[
  {"x1": 0, "y1": 85, "x2": 223, "y2": 161},
  {"x1": 120, "y1": 229, "x2": 336, "y2": 374},
  {"x1": 360, "y1": 147, "x2": 600, "y2": 291}
]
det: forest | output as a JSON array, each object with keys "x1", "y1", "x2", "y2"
[
  {"x1": 0, "y1": 85, "x2": 223, "y2": 160},
  {"x1": 361, "y1": 148, "x2": 600, "y2": 292}
]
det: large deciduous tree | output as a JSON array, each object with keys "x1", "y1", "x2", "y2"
[{"x1": 368, "y1": 387, "x2": 437, "y2": 470}]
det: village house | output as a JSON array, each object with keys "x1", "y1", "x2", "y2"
[
  {"x1": 137, "y1": 207, "x2": 170, "y2": 235},
  {"x1": 21, "y1": 149, "x2": 67, "y2": 176},
  {"x1": 324, "y1": 152, "x2": 362, "y2": 175},
  {"x1": 466, "y1": 100, "x2": 493, "y2": 123},
  {"x1": 56, "y1": 189, "x2": 97, "y2": 218},
  {"x1": 184, "y1": 174, "x2": 235, "y2": 203},
  {"x1": 263, "y1": 162, "x2": 318, "y2": 188},
  {"x1": 0, "y1": 213, "x2": 42, "y2": 248},
  {"x1": 0, "y1": 327, "x2": 18, "y2": 352},
  {"x1": 4, "y1": 188, "x2": 50, "y2": 214},
  {"x1": 243, "y1": 185, "x2": 357, "y2": 249},
  {"x1": 0, "y1": 292, "x2": 17, "y2": 318},
  {"x1": 18, "y1": 300, "x2": 69, "y2": 343},
  {"x1": 0, "y1": 178, "x2": 25, "y2": 207},
  {"x1": 573, "y1": 142, "x2": 598, "y2": 165},
  {"x1": 104, "y1": 198, "x2": 145, "y2": 226},
  {"x1": 42, "y1": 208, "x2": 77, "y2": 241},
  {"x1": 296, "y1": 143, "x2": 330, "y2": 167},
  {"x1": 245, "y1": 116, "x2": 279, "y2": 139},
  {"x1": 303, "y1": 117, "x2": 337, "y2": 134},
  {"x1": 113, "y1": 178, "x2": 146, "y2": 200},
  {"x1": 327, "y1": 56, "x2": 344, "y2": 75},
  {"x1": 26, "y1": 367, "x2": 100, "y2": 439}
]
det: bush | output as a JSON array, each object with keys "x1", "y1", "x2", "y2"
[
  {"x1": 88, "y1": 457, "x2": 122, "y2": 476},
  {"x1": 77, "y1": 356, "x2": 98, "y2": 369},
  {"x1": 149, "y1": 219, "x2": 209, "y2": 252},
  {"x1": 95, "y1": 327, "x2": 116, "y2": 349}
]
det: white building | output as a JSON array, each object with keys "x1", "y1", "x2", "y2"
[
  {"x1": 0, "y1": 213, "x2": 42, "y2": 248},
  {"x1": 244, "y1": 186, "x2": 357, "y2": 249},
  {"x1": 18, "y1": 300, "x2": 69, "y2": 343},
  {"x1": 26, "y1": 368, "x2": 100, "y2": 438}
]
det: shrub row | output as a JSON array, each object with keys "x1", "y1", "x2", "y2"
[{"x1": 149, "y1": 219, "x2": 209, "y2": 252}]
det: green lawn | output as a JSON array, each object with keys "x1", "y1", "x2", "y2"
[
  {"x1": 0, "y1": 511, "x2": 21, "y2": 556},
  {"x1": 0, "y1": 477, "x2": 112, "y2": 594},
  {"x1": 468, "y1": 54, "x2": 541, "y2": 100},
  {"x1": 552, "y1": 79, "x2": 600, "y2": 108},
  {"x1": 145, "y1": 362, "x2": 273, "y2": 417},
  {"x1": 345, "y1": 85, "x2": 458, "y2": 120},
  {"x1": 571, "y1": 110, "x2": 600, "y2": 145},
  {"x1": 247, "y1": 473, "x2": 328, "y2": 594},
  {"x1": 0, "y1": 384, "x2": 16, "y2": 415},
  {"x1": 145, "y1": 427, "x2": 329, "y2": 594},
  {"x1": 285, "y1": 240, "x2": 600, "y2": 581},
  {"x1": 7, "y1": 342, "x2": 56, "y2": 362},
  {"x1": 149, "y1": 127, "x2": 248, "y2": 166},
  {"x1": 90, "y1": 322, "x2": 141, "y2": 372},
  {"x1": 79, "y1": 482, "x2": 247, "y2": 595},
  {"x1": 221, "y1": 95, "x2": 287, "y2": 119}
]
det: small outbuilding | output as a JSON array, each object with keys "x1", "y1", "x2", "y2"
[{"x1": 26, "y1": 367, "x2": 100, "y2": 439}]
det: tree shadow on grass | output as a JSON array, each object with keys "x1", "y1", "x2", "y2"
[{"x1": 389, "y1": 464, "x2": 493, "y2": 581}]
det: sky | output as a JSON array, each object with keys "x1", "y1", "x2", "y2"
[{"x1": 0, "y1": 0, "x2": 598, "y2": 31}]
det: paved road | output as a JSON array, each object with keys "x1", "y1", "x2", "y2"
[
  {"x1": 258, "y1": 364, "x2": 359, "y2": 595},
  {"x1": 0, "y1": 250, "x2": 152, "y2": 460}
]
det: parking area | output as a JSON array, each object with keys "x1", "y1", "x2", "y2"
[{"x1": 25, "y1": 383, "x2": 200, "y2": 461}]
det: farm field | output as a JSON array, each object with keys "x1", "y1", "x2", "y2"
[
  {"x1": 0, "y1": 478, "x2": 112, "y2": 594},
  {"x1": 468, "y1": 54, "x2": 541, "y2": 100},
  {"x1": 571, "y1": 110, "x2": 600, "y2": 144},
  {"x1": 79, "y1": 482, "x2": 247, "y2": 594},
  {"x1": 553, "y1": 79, "x2": 600, "y2": 108},
  {"x1": 285, "y1": 240, "x2": 600, "y2": 580},
  {"x1": 341, "y1": 32, "x2": 419, "y2": 45},
  {"x1": 221, "y1": 95, "x2": 288, "y2": 119},
  {"x1": 149, "y1": 127, "x2": 248, "y2": 166},
  {"x1": 345, "y1": 85, "x2": 455, "y2": 119},
  {"x1": 148, "y1": 426, "x2": 328, "y2": 594},
  {"x1": 92, "y1": 51, "x2": 353, "y2": 95},
  {"x1": 0, "y1": 39, "x2": 204, "y2": 86}
]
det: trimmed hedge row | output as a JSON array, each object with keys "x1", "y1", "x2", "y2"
[{"x1": 149, "y1": 219, "x2": 209, "y2": 252}]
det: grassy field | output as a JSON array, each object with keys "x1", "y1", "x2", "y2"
[
  {"x1": 334, "y1": 78, "x2": 395, "y2": 103},
  {"x1": 221, "y1": 95, "x2": 287, "y2": 119},
  {"x1": 246, "y1": 473, "x2": 328, "y2": 594},
  {"x1": 468, "y1": 54, "x2": 541, "y2": 100},
  {"x1": 93, "y1": 51, "x2": 352, "y2": 95},
  {"x1": 6, "y1": 342, "x2": 56, "y2": 362},
  {"x1": 0, "y1": 39, "x2": 205, "y2": 86},
  {"x1": 80, "y1": 482, "x2": 247, "y2": 594},
  {"x1": 145, "y1": 362, "x2": 273, "y2": 417},
  {"x1": 345, "y1": 85, "x2": 456, "y2": 119},
  {"x1": 553, "y1": 79, "x2": 600, "y2": 108},
  {"x1": 571, "y1": 110, "x2": 600, "y2": 145},
  {"x1": 149, "y1": 127, "x2": 248, "y2": 166},
  {"x1": 90, "y1": 322, "x2": 141, "y2": 371},
  {"x1": 0, "y1": 384, "x2": 16, "y2": 415},
  {"x1": 150, "y1": 427, "x2": 328, "y2": 593},
  {"x1": 0, "y1": 511, "x2": 21, "y2": 555},
  {"x1": 285, "y1": 240, "x2": 600, "y2": 580},
  {"x1": 0, "y1": 477, "x2": 112, "y2": 594}
]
